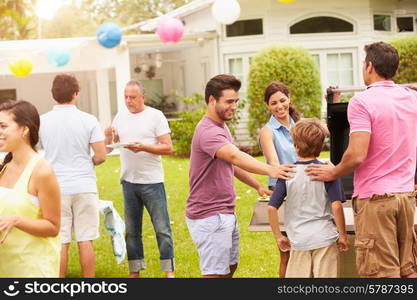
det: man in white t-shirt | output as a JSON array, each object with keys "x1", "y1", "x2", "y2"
[
  {"x1": 105, "y1": 80, "x2": 175, "y2": 278},
  {"x1": 39, "y1": 73, "x2": 107, "y2": 278}
]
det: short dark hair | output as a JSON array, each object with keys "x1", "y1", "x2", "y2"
[
  {"x1": 364, "y1": 42, "x2": 399, "y2": 79},
  {"x1": 291, "y1": 118, "x2": 329, "y2": 158},
  {"x1": 51, "y1": 73, "x2": 80, "y2": 103},
  {"x1": 205, "y1": 74, "x2": 241, "y2": 104},
  {"x1": 264, "y1": 81, "x2": 300, "y2": 122}
]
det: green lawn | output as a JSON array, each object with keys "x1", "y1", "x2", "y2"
[{"x1": 67, "y1": 152, "x2": 330, "y2": 278}]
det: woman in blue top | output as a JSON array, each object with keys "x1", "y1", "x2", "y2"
[{"x1": 259, "y1": 82, "x2": 300, "y2": 278}]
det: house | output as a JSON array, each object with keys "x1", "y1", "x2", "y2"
[{"x1": 0, "y1": 0, "x2": 416, "y2": 146}]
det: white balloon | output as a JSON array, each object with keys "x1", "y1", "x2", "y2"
[{"x1": 211, "y1": 0, "x2": 241, "y2": 25}]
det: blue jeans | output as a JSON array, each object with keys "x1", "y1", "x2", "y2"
[{"x1": 121, "y1": 180, "x2": 174, "y2": 272}]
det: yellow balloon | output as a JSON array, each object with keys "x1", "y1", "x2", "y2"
[
  {"x1": 277, "y1": 0, "x2": 295, "y2": 3},
  {"x1": 8, "y1": 58, "x2": 33, "y2": 78}
]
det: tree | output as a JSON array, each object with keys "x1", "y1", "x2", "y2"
[
  {"x1": 1, "y1": 0, "x2": 193, "y2": 40},
  {"x1": 79, "y1": 0, "x2": 193, "y2": 34},
  {"x1": 247, "y1": 45, "x2": 322, "y2": 144},
  {"x1": 0, "y1": 0, "x2": 36, "y2": 40},
  {"x1": 41, "y1": 3, "x2": 97, "y2": 38}
]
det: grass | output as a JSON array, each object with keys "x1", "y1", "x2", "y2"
[{"x1": 66, "y1": 151, "x2": 330, "y2": 278}]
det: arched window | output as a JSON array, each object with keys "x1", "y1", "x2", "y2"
[{"x1": 290, "y1": 16, "x2": 354, "y2": 34}]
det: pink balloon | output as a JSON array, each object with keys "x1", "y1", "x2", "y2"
[{"x1": 157, "y1": 17, "x2": 184, "y2": 44}]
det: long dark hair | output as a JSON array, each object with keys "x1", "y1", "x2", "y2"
[
  {"x1": 263, "y1": 81, "x2": 300, "y2": 122},
  {"x1": 0, "y1": 100, "x2": 40, "y2": 170}
]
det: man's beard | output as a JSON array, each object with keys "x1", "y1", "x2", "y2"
[{"x1": 216, "y1": 106, "x2": 233, "y2": 121}]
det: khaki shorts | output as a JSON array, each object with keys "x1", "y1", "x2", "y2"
[
  {"x1": 285, "y1": 243, "x2": 339, "y2": 278},
  {"x1": 61, "y1": 193, "x2": 100, "y2": 244},
  {"x1": 353, "y1": 192, "x2": 417, "y2": 277}
]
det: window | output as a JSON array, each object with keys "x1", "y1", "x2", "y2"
[
  {"x1": 226, "y1": 55, "x2": 253, "y2": 103},
  {"x1": 226, "y1": 54, "x2": 253, "y2": 146},
  {"x1": 201, "y1": 61, "x2": 209, "y2": 87},
  {"x1": 142, "y1": 79, "x2": 164, "y2": 101},
  {"x1": 0, "y1": 89, "x2": 16, "y2": 104},
  {"x1": 228, "y1": 58, "x2": 243, "y2": 78},
  {"x1": 310, "y1": 51, "x2": 356, "y2": 118},
  {"x1": 326, "y1": 53, "x2": 354, "y2": 86},
  {"x1": 290, "y1": 17, "x2": 353, "y2": 34},
  {"x1": 374, "y1": 14, "x2": 391, "y2": 31},
  {"x1": 397, "y1": 16, "x2": 414, "y2": 32},
  {"x1": 311, "y1": 54, "x2": 320, "y2": 68},
  {"x1": 226, "y1": 19, "x2": 263, "y2": 37}
]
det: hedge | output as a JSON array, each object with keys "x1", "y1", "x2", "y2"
[
  {"x1": 387, "y1": 35, "x2": 417, "y2": 84},
  {"x1": 170, "y1": 93, "x2": 241, "y2": 156},
  {"x1": 247, "y1": 45, "x2": 322, "y2": 143}
]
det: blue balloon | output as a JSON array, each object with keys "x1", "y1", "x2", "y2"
[
  {"x1": 46, "y1": 46, "x2": 70, "y2": 67},
  {"x1": 96, "y1": 22, "x2": 122, "y2": 48}
]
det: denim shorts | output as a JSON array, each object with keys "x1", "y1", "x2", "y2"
[{"x1": 186, "y1": 213, "x2": 239, "y2": 276}]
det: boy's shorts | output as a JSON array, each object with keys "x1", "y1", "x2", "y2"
[
  {"x1": 286, "y1": 243, "x2": 339, "y2": 277},
  {"x1": 186, "y1": 213, "x2": 239, "y2": 276},
  {"x1": 60, "y1": 193, "x2": 100, "y2": 244}
]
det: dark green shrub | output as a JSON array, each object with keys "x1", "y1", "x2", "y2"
[
  {"x1": 247, "y1": 45, "x2": 322, "y2": 143},
  {"x1": 387, "y1": 36, "x2": 417, "y2": 83},
  {"x1": 170, "y1": 93, "x2": 242, "y2": 157},
  {"x1": 146, "y1": 93, "x2": 177, "y2": 118},
  {"x1": 169, "y1": 93, "x2": 206, "y2": 157}
]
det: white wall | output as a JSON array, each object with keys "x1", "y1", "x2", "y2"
[{"x1": 0, "y1": 71, "x2": 97, "y2": 116}]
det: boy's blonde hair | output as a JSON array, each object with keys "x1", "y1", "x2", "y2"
[{"x1": 291, "y1": 118, "x2": 329, "y2": 158}]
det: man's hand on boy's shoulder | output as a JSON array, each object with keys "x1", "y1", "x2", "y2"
[
  {"x1": 305, "y1": 161, "x2": 336, "y2": 182},
  {"x1": 269, "y1": 164, "x2": 296, "y2": 180}
]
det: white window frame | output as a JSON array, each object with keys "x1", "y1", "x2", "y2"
[
  {"x1": 310, "y1": 48, "x2": 359, "y2": 90},
  {"x1": 200, "y1": 58, "x2": 210, "y2": 92},
  {"x1": 310, "y1": 48, "x2": 358, "y2": 118},
  {"x1": 224, "y1": 53, "x2": 254, "y2": 96},
  {"x1": 372, "y1": 12, "x2": 393, "y2": 33},
  {"x1": 222, "y1": 15, "x2": 266, "y2": 41},
  {"x1": 395, "y1": 14, "x2": 416, "y2": 33},
  {"x1": 288, "y1": 13, "x2": 357, "y2": 38}
]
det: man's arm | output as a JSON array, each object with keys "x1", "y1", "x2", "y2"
[
  {"x1": 306, "y1": 131, "x2": 370, "y2": 181},
  {"x1": 234, "y1": 166, "x2": 271, "y2": 197},
  {"x1": 91, "y1": 141, "x2": 107, "y2": 165},
  {"x1": 104, "y1": 126, "x2": 119, "y2": 154},
  {"x1": 216, "y1": 144, "x2": 295, "y2": 180},
  {"x1": 124, "y1": 133, "x2": 173, "y2": 155}
]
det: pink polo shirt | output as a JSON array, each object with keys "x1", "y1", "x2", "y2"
[{"x1": 348, "y1": 80, "x2": 417, "y2": 198}]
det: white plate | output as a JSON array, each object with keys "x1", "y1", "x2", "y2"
[{"x1": 106, "y1": 143, "x2": 134, "y2": 149}]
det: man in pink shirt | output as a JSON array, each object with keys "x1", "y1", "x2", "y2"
[
  {"x1": 186, "y1": 74, "x2": 295, "y2": 278},
  {"x1": 307, "y1": 42, "x2": 417, "y2": 278}
]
